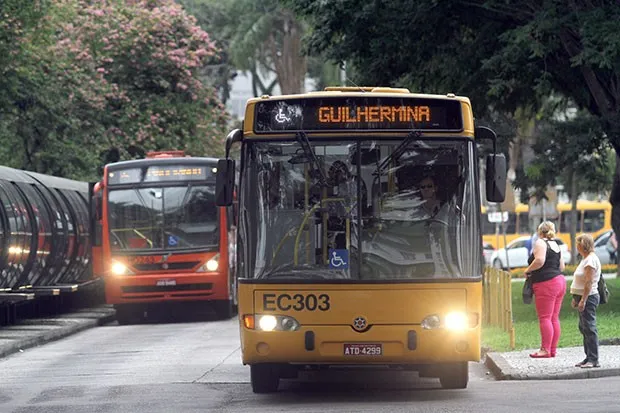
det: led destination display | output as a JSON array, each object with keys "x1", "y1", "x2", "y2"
[{"x1": 254, "y1": 96, "x2": 463, "y2": 133}]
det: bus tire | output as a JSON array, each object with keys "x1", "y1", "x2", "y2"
[
  {"x1": 213, "y1": 299, "x2": 236, "y2": 319},
  {"x1": 250, "y1": 364, "x2": 280, "y2": 393},
  {"x1": 439, "y1": 362, "x2": 468, "y2": 389},
  {"x1": 114, "y1": 305, "x2": 136, "y2": 325}
]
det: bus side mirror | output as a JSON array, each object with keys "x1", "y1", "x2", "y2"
[
  {"x1": 486, "y1": 154, "x2": 506, "y2": 203},
  {"x1": 216, "y1": 159, "x2": 235, "y2": 207}
]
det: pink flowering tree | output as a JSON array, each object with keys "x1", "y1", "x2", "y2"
[{"x1": 48, "y1": 0, "x2": 229, "y2": 168}]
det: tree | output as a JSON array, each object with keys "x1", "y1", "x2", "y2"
[
  {"x1": 513, "y1": 109, "x2": 612, "y2": 258},
  {"x1": 289, "y1": 0, "x2": 620, "y2": 249},
  {"x1": 182, "y1": 0, "x2": 309, "y2": 96},
  {"x1": 176, "y1": 0, "x2": 238, "y2": 103},
  {"x1": 0, "y1": 0, "x2": 230, "y2": 180}
]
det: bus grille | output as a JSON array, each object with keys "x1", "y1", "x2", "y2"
[
  {"x1": 121, "y1": 283, "x2": 213, "y2": 293},
  {"x1": 133, "y1": 262, "x2": 200, "y2": 271}
]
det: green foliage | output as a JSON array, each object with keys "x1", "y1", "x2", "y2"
[
  {"x1": 513, "y1": 110, "x2": 613, "y2": 202},
  {"x1": 483, "y1": 277, "x2": 620, "y2": 352},
  {"x1": 176, "y1": 0, "x2": 237, "y2": 102},
  {"x1": 289, "y1": 0, "x2": 620, "y2": 132},
  {"x1": 0, "y1": 0, "x2": 230, "y2": 180},
  {"x1": 182, "y1": 0, "x2": 310, "y2": 95}
]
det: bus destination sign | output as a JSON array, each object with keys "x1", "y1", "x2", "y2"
[
  {"x1": 253, "y1": 97, "x2": 463, "y2": 133},
  {"x1": 108, "y1": 165, "x2": 210, "y2": 185}
]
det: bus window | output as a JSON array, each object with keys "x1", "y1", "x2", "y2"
[
  {"x1": 518, "y1": 212, "x2": 530, "y2": 233},
  {"x1": 583, "y1": 209, "x2": 605, "y2": 233},
  {"x1": 481, "y1": 214, "x2": 496, "y2": 235},
  {"x1": 559, "y1": 211, "x2": 577, "y2": 233},
  {"x1": 504, "y1": 212, "x2": 516, "y2": 234}
]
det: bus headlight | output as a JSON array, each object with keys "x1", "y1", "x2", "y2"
[
  {"x1": 249, "y1": 314, "x2": 301, "y2": 332},
  {"x1": 444, "y1": 312, "x2": 468, "y2": 331},
  {"x1": 111, "y1": 261, "x2": 133, "y2": 275},
  {"x1": 198, "y1": 254, "x2": 219, "y2": 272},
  {"x1": 258, "y1": 315, "x2": 278, "y2": 331},
  {"x1": 421, "y1": 314, "x2": 441, "y2": 330}
]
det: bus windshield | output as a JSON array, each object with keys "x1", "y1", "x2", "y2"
[
  {"x1": 108, "y1": 185, "x2": 219, "y2": 252},
  {"x1": 240, "y1": 138, "x2": 482, "y2": 281}
]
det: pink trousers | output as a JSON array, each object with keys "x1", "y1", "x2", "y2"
[{"x1": 532, "y1": 275, "x2": 566, "y2": 354}]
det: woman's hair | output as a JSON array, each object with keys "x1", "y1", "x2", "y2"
[
  {"x1": 576, "y1": 233, "x2": 595, "y2": 254},
  {"x1": 537, "y1": 221, "x2": 556, "y2": 240}
]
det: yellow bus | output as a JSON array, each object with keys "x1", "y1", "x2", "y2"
[
  {"x1": 481, "y1": 203, "x2": 530, "y2": 249},
  {"x1": 215, "y1": 87, "x2": 507, "y2": 392},
  {"x1": 555, "y1": 200, "x2": 611, "y2": 248}
]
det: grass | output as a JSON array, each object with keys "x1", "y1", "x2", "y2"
[{"x1": 482, "y1": 276, "x2": 620, "y2": 352}]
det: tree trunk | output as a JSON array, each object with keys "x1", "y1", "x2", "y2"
[
  {"x1": 269, "y1": 11, "x2": 307, "y2": 95},
  {"x1": 568, "y1": 165, "x2": 578, "y2": 263}
]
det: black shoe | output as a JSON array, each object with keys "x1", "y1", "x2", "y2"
[
  {"x1": 574, "y1": 359, "x2": 588, "y2": 367},
  {"x1": 580, "y1": 362, "x2": 600, "y2": 368}
]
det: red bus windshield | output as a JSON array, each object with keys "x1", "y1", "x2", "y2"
[{"x1": 107, "y1": 184, "x2": 219, "y2": 252}]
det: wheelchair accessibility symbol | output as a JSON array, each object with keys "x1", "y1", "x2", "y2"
[
  {"x1": 329, "y1": 249, "x2": 349, "y2": 269},
  {"x1": 274, "y1": 108, "x2": 291, "y2": 123}
]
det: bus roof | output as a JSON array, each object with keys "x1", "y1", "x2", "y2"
[
  {"x1": 106, "y1": 156, "x2": 219, "y2": 172},
  {"x1": 556, "y1": 200, "x2": 611, "y2": 211},
  {"x1": 249, "y1": 88, "x2": 472, "y2": 104},
  {"x1": 515, "y1": 203, "x2": 529, "y2": 213}
]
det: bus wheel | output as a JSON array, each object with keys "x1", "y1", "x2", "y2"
[
  {"x1": 213, "y1": 299, "x2": 236, "y2": 319},
  {"x1": 250, "y1": 364, "x2": 280, "y2": 393},
  {"x1": 114, "y1": 305, "x2": 137, "y2": 325},
  {"x1": 439, "y1": 362, "x2": 468, "y2": 389}
]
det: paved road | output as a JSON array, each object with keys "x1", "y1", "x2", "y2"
[{"x1": 1, "y1": 316, "x2": 620, "y2": 413}]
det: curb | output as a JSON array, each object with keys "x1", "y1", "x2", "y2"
[
  {"x1": 484, "y1": 351, "x2": 620, "y2": 381},
  {"x1": 0, "y1": 306, "x2": 116, "y2": 359}
]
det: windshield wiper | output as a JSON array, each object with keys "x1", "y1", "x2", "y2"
[
  {"x1": 295, "y1": 131, "x2": 329, "y2": 187},
  {"x1": 134, "y1": 189, "x2": 157, "y2": 247},
  {"x1": 374, "y1": 130, "x2": 422, "y2": 176},
  {"x1": 258, "y1": 263, "x2": 332, "y2": 280}
]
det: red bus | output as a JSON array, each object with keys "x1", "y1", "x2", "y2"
[{"x1": 95, "y1": 151, "x2": 237, "y2": 323}]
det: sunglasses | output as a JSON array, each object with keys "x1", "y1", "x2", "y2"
[{"x1": 420, "y1": 184, "x2": 434, "y2": 189}]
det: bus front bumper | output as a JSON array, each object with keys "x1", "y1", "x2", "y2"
[
  {"x1": 240, "y1": 324, "x2": 480, "y2": 365},
  {"x1": 104, "y1": 272, "x2": 229, "y2": 304}
]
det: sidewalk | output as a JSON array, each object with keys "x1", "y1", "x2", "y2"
[
  {"x1": 485, "y1": 343, "x2": 620, "y2": 380},
  {"x1": 0, "y1": 305, "x2": 115, "y2": 359}
]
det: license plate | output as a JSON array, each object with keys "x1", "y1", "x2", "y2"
[
  {"x1": 343, "y1": 343, "x2": 382, "y2": 356},
  {"x1": 156, "y1": 279, "x2": 176, "y2": 286}
]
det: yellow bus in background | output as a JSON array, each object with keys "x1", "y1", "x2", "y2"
[
  {"x1": 482, "y1": 203, "x2": 530, "y2": 249},
  {"x1": 215, "y1": 87, "x2": 507, "y2": 392},
  {"x1": 556, "y1": 200, "x2": 611, "y2": 249},
  {"x1": 482, "y1": 199, "x2": 611, "y2": 251}
]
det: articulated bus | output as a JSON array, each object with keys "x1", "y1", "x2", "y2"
[
  {"x1": 481, "y1": 200, "x2": 611, "y2": 251},
  {"x1": 95, "y1": 151, "x2": 236, "y2": 323},
  {"x1": 556, "y1": 200, "x2": 611, "y2": 249},
  {"x1": 215, "y1": 87, "x2": 506, "y2": 392}
]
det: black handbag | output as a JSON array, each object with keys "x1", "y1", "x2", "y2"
[
  {"x1": 522, "y1": 277, "x2": 534, "y2": 304},
  {"x1": 598, "y1": 274, "x2": 610, "y2": 304}
]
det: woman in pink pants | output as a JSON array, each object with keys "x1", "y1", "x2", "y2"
[{"x1": 523, "y1": 221, "x2": 567, "y2": 358}]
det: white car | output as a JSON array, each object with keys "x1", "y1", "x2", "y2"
[
  {"x1": 491, "y1": 236, "x2": 571, "y2": 270},
  {"x1": 594, "y1": 229, "x2": 616, "y2": 265}
]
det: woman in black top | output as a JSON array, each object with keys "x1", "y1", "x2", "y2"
[{"x1": 523, "y1": 221, "x2": 566, "y2": 358}]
